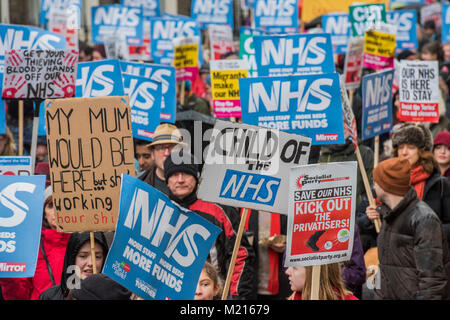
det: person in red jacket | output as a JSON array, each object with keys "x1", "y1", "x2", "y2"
[{"x1": 0, "y1": 186, "x2": 70, "y2": 300}]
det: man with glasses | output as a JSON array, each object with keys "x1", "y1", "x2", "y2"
[{"x1": 138, "y1": 123, "x2": 185, "y2": 196}]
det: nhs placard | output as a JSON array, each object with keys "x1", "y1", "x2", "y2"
[
  {"x1": 253, "y1": 0, "x2": 298, "y2": 34},
  {"x1": 75, "y1": 59, "x2": 125, "y2": 97},
  {"x1": 253, "y1": 33, "x2": 335, "y2": 76},
  {"x1": 239, "y1": 72, "x2": 345, "y2": 145},
  {"x1": 191, "y1": 0, "x2": 234, "y2": 29},
  {"x1": 121, "y1": 0, "x2": 161, "y2": 17},
  {"x1": 321, "y1": 13, "x2": 351, "y2": 54},
  {"x1": 387, "y1": 10, "x2": 418, "y2": 52},
  {"x1": 91, "y1": 5, "x2": 143, "y2": 46},
  {"x1": 120, "y1": 61, "x2": 176, "y2": 123},
  {"x1": 40, "y1": 0, "x2": 82, "y2": 28},
  {"x1": 442, "y1": 4, "x2": 450, "y2": 43}
]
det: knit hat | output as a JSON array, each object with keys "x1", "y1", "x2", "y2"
[
  {"x1": 373, "y1": 158, "x2": 411, "y2": 196},
  {"x1": 164, "y1": 150, "x2": 200, "y2": 182},
  {"x1": 44, "y1": 186, "x2": 52, "y2": 202},
  {"x1": 392, "y1": 122, "x2": 433, "y2": 152},
  {"x1": 433, "y1": 131, "x2": 450, "y2": 149},
  {"x1": 71, "y1": 273, "x2": 132, "y2": 300}
]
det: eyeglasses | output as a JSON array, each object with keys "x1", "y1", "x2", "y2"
[{"x1": 154, "y1": 143, "x2": 176, "y2": 151}]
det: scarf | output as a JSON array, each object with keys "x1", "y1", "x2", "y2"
[{"x1": 410, "y1": 165, "x2": 430, "y2": 200}]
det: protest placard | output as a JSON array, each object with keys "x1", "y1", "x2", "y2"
[
  {"x1": 253, "y1": 33, "x2": 335, "y2": 77},
  {"x1": 349, "y1": 3, "x2": 386, "y2": 37},
  {"x1": 343, "y1": 37, "x2": 364, "y2": 90},
  {"x1": 361, "y1": 69, "x2": 394, "y2": 140},
  {"x1": 239, "y1": 72, "x2": 345, "y2": 145},
  {"x1": 443, "y1": 4, "x2": 450, "y2": 44},
  {"x1": 0, "y1": 175, "x2": 46, "y2": 278},
  {"x1": 253, "y1": 0, "x2": 298, "y2": 34},
  {"x1": 209, "y1": 24, "x2": 234, "y2": 61},
  {"x1": 210, "y1": 59, "x2": 248, "y2": 118},
  {"x1": 47, "y1": 6, "x2": 79, "y2": 50},
  {"x1": 363, "y1": 26, "x2": 396, "y2": 70},
  {"x1": 197, "y1": 120, "x2": 311, "y2": 214},
  {"x1": 398, "y1": 60, "x2": 440, "y2": 123},
  {"x1": 45, "y1": 96, "x2": 136, "y2": 232},
  {"x1": 39, "y1": 0, "x2": 81, "y2": 29},
  {"x1": 91, "y1": 4, "x2": 143, "y2": 46},
  {"x1": 321, "y1": 13, "x2": 351, "y2": 54},
  {"x1": 421, "y1": 3, "x2": 442, "y2": 29},
  {"x1": 122, "y1": 73, "x2": 162, "y2": 141},
  {"x1": 191, "y1": 0, "x2": 233, "y2": 29},
  {"x1": 386, "y1": 10, "x2": 418, "y2": 52},
  {"x1": 103, "y1": 174, "x2": 221, "y2": 300},
  {"x1": 2, "y1": 49, "x2": 78, "y2": 99},
  {"x1": 121, "y1": 0, "x2": 161, "y2": 17},
  {"x1": 0, "y1": 156, "x2": 32, "y2": 176},
  {"x1": 285, "y1": 162, "x2": 357, "y2": 267},
  {"x1": 173, "y1": 36, "x2": 199, "y2": 82}
]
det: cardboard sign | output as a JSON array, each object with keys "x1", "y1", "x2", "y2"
[
  {"x1": 209, "y1": 24, "x2": 234, "y2": 61},
  {"x1": 120, "y1": 61, "x2": 176, "y2": 123},
  {"x1": 0, "y1": 156, "x2": 32, "y2": 176},
  {"x1": 361, "y1": 69, "x2": 394, "y2": 140},
  {"x1": 253, "y1": 33, "x2": 335, "y2": 77},
  {"x1": 122, "y1": 73, "x2": 162, "y2": 142},
  {"x1": 191, "y1": 0, "x2": 233, "y2": 29},
  {"x1": 386, "y1": 10, "x2": 418, "y2": 52},
  {"x1": 239, "y1": 72, "x2": 345, "y2": 145},
  {"x1": 75, "y1": 59, "x2": 125, "y2": 97},
  {"x1": 197, "y1": 120, "x2": 311, "y2": 214},
  {"x1": 210, "y1": 59, "x2": 248, "y2": 118},
  {"x1": 39, "y1": 0, "x2": 81, "y2": 29},
  {"x1": 343, "y1": 37, "x2": 364, "y2": 90},
  {"x1": 363, "y1": 27, "x2": 396, "y2": 70},
  {"x1": 285, "y1": 162, "x2": 357, "y2": 267},
  {"x1": 253, "y1": 0, "x2": 298, "y2": 34},
  {"x1": 398, "y1": 60, "x2": 439, "y2": 123},
  {"x1": 173, "y1": 36, "x2": 199, "y2": 81},
  {"x1": 121, "y1": 0, "x2": 161, "y2": 17},
  {"x1": 45, "y1": 96, "x2": 136, "y2": 232},
  {"x1": 0, "y1": 175, "x2": 46, "y2": 278},
  {"x1": 442, "y1": 4, "x2": 450, "y2": 44},
  {"x1": 103, "y1": 174, "x2": 220, "y2": 300},
  {"x1": 92, "y1": 5, "x2": 143, "y2": 46},
  {"x1": 349, "y1": 3, "x2": 386, "y2": 37},
  {"x1": 2, "y1": 49, "x2": 78, "y2": 99},
  {"x1": 321, "y1": 13, "x2": 351, "y2": 54},
  {"x1": 150, "y1": 15, "x2": 201, "y2": 65}
]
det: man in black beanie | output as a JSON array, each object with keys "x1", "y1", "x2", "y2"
[{"x1": 163, "y1": 151, "x2": 255, "y2": 300}]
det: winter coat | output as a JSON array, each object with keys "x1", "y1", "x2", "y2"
[
  {"x1": 0, "y1": 228, "x2": 70, "y2": 300},
  {"x1": 341, "y1": 224, "x2": 366, "y2": 298},
  {"x1": 39, "y1": 232, "x2": 109, "y2": 300},
  {"x1": 169, "y1": 190, "x2": 255, "y2": 300},
  {"x1": 376, "y1": 188, "x2": 450, "y2": 300}
]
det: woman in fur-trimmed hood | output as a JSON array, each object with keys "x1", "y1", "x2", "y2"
[{"x1": 391, "y1": 122, "x2": 450, "y2": 244}]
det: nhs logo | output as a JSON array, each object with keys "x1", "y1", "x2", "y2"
[
  {"x1": 220, "y1": 169, "x2": 281, "y2": 206},
  {"x1": 254, "y1": 33, "x2": 335, "y2": 76},
  {"x1": 121, "y1": 0, "x2": 161, "y2": 17},
  {"x1": 322, "y1": 13, "x2": 351, "y2": 54},
  {"x1": 191, "y1": 0, "x2": 233, "y2": 29},
  {"x1": 75, "y1": 59, "x2": 125, "y2": 97},
  {"x1": 253, "y1": 0, "x2": 298, "y2": 33},
  {"x1": 386, "y1": 10, "x2": 418, "y2": 51}
]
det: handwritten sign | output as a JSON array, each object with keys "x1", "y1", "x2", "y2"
[{"x1": 363, "y1": 27, "x2": 396, "y2": 70}]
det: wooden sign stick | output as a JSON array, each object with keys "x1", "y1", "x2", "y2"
[
  {"x1": 374, "y1": 135, "x2": 379, "y2": 167},
  {"x1": 18, "y1": 100, "x2": 23, "y2": 156},
  {"x1": 221, "y1": 207, "x2": 250, "y2": 300},
  {"x1": 310, "y1": 265, "x2": 321, "y2": 300},
  {"x1": 90, "y1": 232, "x2": 97, "y2": 274}
]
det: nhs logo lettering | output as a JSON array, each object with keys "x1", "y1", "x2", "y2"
[
  {"x1": 255, "y1": 0, "x2": 296, "y2": 17},
  {"x1": 75, "y1": 60, "x2": 124, "y2": 97},
  {"x1": 220, "y1": 170, "x2": 280, "y2": 206},
  {"x1": 253, "y1": 0, "x2": 298, "y2": 33},
  {"x1": 0, "y1": 183, "x2": 36, "y2": 228},
  {"x1": 191, "y1": 0, "x2": 233, "y2": 28},
  {"x1": 123, "y1": 188, "x2": 212, "y2": 267},
  {"x1": 386, "y1": 10, "x2": 417, "y2": 51},
  {"x1": 254, "y1": 34, "x2": 334, "y2": 76},
  {"x1": 322, "y1": 13, "x2": 351, "y2": 54},
  {"x1": 124, "y1": 77, "x2": 159, "y2": 111}
]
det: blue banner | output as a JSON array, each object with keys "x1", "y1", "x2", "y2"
[
  {"x1": 150, "y1": 15, "x2": 201, "y2": 65},
  {"x1": 75, "y1": 59, "x2": 125, "y2": 97},
  {"x1": 0, "y1": 175, "x2": 46, "y2": 278},
  {"x1": 361, "y1": 69, "x2": 394, "y2": 140},
  {"x1": 39, "y1": 0, "x2": 82, "y2": 28},
  {"x1": 120, "y1": 61, "x2": 176, "y2": 123},
  {"x1": 103, "y1": 174, "x2": 221, "y2": 300},
  {"x1": 91, "y1": 5, "x2": 144, "y2": 46},
  {"x1": 121, "y1": 0, "x2": 161, "y2": 17},
  {"x1": 387, "y1": 10, "x2": 418, "y2": 52},
  {"x1": 0, "y1": 100, "x2": 5, "y2": 134},
  {"x1": 191, "y1": 0, "x2": 234, "y2": 29},
  {"x1": 239, "y1": 72, "x2": 345, "y2": 145},
  {"x1": 122, "y1": 74, "x2": 162, "y2": 142},
  {"x1": 443, "y1": 4, "x2": 450, "y2": 44},
  {"x1": 253, "y1": 33, "x2": 335, "y2": 77},
  {"x1": 253, "y1": 0, "x2": 298, "y2": 34},
  {"x1": 322, "y1": 13, "x2": 351, "y2": 54}
]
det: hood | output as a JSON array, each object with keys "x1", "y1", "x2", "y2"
[{"x1": 59, "y1": 232, "x2": 109, "y2": 297}]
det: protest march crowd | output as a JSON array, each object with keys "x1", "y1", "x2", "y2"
[{"x1": 0, "y1": 0, "x2": 450, "y2": 302}]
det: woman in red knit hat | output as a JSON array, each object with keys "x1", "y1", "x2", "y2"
[{"x1": 433, "y1": 131, "x2": 450, "y2": 180}]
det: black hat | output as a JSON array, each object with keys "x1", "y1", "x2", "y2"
[
  {"x1": 392, "y1": 122, "x2": 433, "y2": 152},
  {"x1": 397, "y1": 49, "x2": 415, "y2": 61},
  {"x1": 71, "y1": 273, "x2": 132, "y2": 300},
  {"x1": 164, "y1": 151, "x2": 200, "y2": 182}
]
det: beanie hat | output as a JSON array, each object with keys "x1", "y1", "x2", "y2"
[
  {"x1": 392, "y1": 122, "x2": 433, "y2": 152},
  {"x1": 373, "y1": 158, "x2": 411, "y2": 196},
  {"x1": 164, "y1": 151, "x2": 199, "y2": 183},
  {"x1": 44, "y1": 186, "x2": 52, "y2": 202},
  {"x1": 433, "y1": 131, "x2": 450, "y2": 149},
  {"x1": 71, "y1": 273, "x2": 132, "y2": 300}
]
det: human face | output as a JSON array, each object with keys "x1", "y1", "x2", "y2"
[
  {"x1": 194, "y1": 269, "x2": 219, "y2": 300},
  {"x1": 373, "y1": 181, "x2": 387, "y2": 203},
  {"x1": 285, "y1": 266, "x2": 306, "y2": 293},
  {"x1": 75, "y1": 242, "x2": 104, "y2": 280},
  {"x1": 397, "y1": 143, "x2": 420, "y2": 166},
  {"x1": 434, "y1": 144, "x2": 450, "y2": 167},
  {"x1": 36, "y1": 144, "x2": 48, "y2": 162},
  {"x1": 135, "y1": 144, "x2": 153, "y2": 171},
  {"x1": 421, "y1": 51, "x2": 437, "y2": 61},
  {"x1": 167, "y1": 172, "x2": 197, "y2": 200},
  {"x1": 151, "y1": 143, "x2": 177, "y2": 177},
  {"x1": 92, "y1": 50, "x2": 104, "y2": 61},
  {"x1": 44, "y1": 200, "x2": 57, "y2": 229}
]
